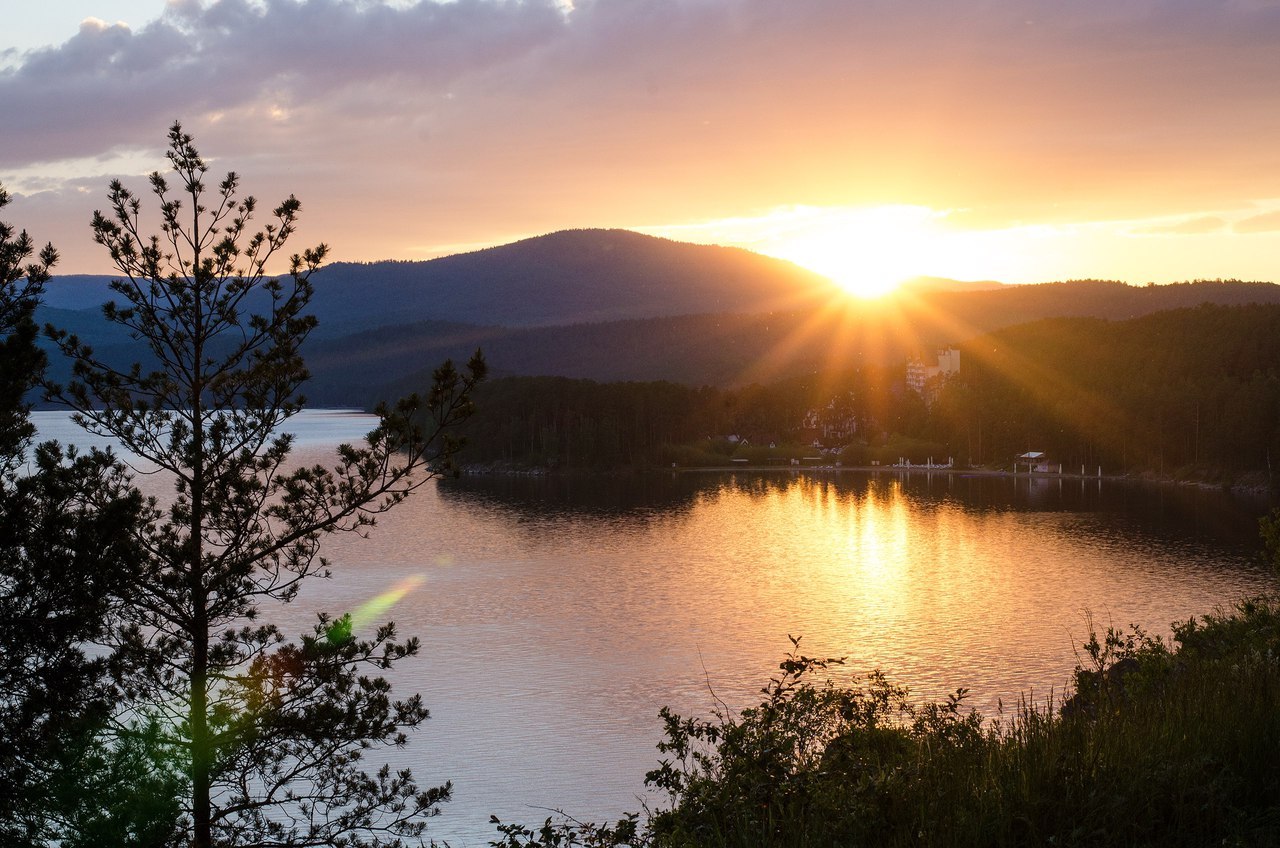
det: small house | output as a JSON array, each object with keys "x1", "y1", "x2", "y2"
[{"x1": 1016, "y1": 451, "x2": 1051, "y2": 473}]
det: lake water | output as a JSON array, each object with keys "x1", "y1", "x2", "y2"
[{"x1": 30, "y1": 409, "x2": 1280, "y2": 845}]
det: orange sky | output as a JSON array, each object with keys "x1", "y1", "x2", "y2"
[{"x1": 3, "y1": 0, "x2": 1280, "y2": 293}]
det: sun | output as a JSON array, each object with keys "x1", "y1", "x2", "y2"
[
  {"x1": 642, "y1": 203, "x2": 1007, "y2": 298},
  {"x1": 762, "y1": 205, "x2": 942, "y2": 298}
]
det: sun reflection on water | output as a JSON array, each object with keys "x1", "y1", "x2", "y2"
[
  {"x1": 272, "y1": 468, "x2": 1272, "y2": 843},
  {"x1": 842, "y1": 482, "x2": 911, "y2": 615}
]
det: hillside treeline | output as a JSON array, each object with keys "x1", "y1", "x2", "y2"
[
  {"x1": 933, "y1": 304, "x2": 1280, "y2": 477},
  {"x1": 452, "y1": 367, "x2": 917, "y2": 468},
  {"x1": 454, "y1": 378, "x2": 705, "y2": 467},
  {"x1": 341, "y1": 279, "x2": 1280, "y2": 402},
  {"x1": 907, "y1": 278, "x2": 1280, "y2": 332},
  {"x1": 453, "y1": 304, "x2": 1280, "y2": 480}
]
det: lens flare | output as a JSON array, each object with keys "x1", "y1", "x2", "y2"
[{"x1": 327, "y1": 574, "x2": 426, "y2": 643}]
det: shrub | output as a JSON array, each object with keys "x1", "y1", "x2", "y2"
[{"x1": 494, "y1": 600, "x2": 1280, "y2": 848}]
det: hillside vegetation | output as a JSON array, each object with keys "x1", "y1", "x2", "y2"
[
  {"x1": 442, "y1": 304, "x2": 1280, "y2": 481},
  {"x1": 322, "y1": 281, "x2": 1280, "y2": 404},
  {"x1": 937, "y1": 304, "x2": 1280, "y2": 476}
]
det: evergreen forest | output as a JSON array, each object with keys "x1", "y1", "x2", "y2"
[{"x1": 448, "y1": 304, "x2": 1280, "y2": 484}]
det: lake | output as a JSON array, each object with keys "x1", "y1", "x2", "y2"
[{"x1": 31, "y1": 409, "x2": 1280, "y2": 845}]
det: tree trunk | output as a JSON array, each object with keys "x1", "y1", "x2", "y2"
[{"x1": 191, "y1": 261, "x2": 211, "y2": 848}]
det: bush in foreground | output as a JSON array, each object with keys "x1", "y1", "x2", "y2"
[{"x1": 495, "y1": 600, "x2": 1280, "y2": 848}]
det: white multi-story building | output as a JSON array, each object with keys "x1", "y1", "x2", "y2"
[{"x1": 906, "y1": 347, "x2": 961, "y2": 400}]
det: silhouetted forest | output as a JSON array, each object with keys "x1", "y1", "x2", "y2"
[
  {"x1": 451, "y1": 304, "x2": 1280, "y2": 481},
  {"x1": 936, "y1": 304, "x2": 1280, "y2": 476},
  {"x1": 451, "y1": 372, "x2": 898, "y2": 468}
]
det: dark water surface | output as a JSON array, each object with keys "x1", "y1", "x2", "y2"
[{"x1": 31, "y1": 411, "x2": 1280, "y2": 844}]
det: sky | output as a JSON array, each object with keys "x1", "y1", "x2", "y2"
[{"x1": 3, "y1": 0, "x2": 1280, "y2": 295}]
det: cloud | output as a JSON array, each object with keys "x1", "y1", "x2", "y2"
[
  {"x1": 6, "y1": 1, "x2": 1280, "y2": 169},
  {"x1": 6, "y1": 0, "x2": 1280, "y2": 272},
  {"x1": 0, "y1": 0, "x2": 567, "y2": 167},
  {"x1": 1135, "y1": 216, "x2": 1226, "y2": 236},
  {"x1": 1233, "y1": 210, "x2": 1280, "y2": 234}
]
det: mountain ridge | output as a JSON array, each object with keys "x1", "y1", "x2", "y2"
[
  {"x1": 29, "y1": 229, "x2": 1280, "y2": 404},
  {"x1": 39, "y1": 229, "x2": 841, "y2": 334},
  {"x1": 306, "y1": 280, "x2": 1280, "y2": 404}
]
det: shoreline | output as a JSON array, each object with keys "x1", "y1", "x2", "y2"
[{"x1": 458, "y1": 462, "x2": 1275, "y2": 498}]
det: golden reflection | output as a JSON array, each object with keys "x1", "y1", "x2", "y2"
[
  {"x1": 684, "y1": 475, "x2": 1031, "y2": 683},
  {"x1": 842, "y1": 482, "x2": 912, "y2": 609}
]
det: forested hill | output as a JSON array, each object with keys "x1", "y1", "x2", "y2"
[
  {"x1": 434, "y1": 303, "x2": 1280, "y2": 478},
  {"x1": 40, "y1": 229, "x2": 840, "y2": 337},
  {"x1": 34, "y1": 227, "x2": 1280, "y2": 406},
  {"x1": 901, "y1": 278, "x2": 1280, "y2": 329},
  {"x1": 943, "y1": 303, "x2": 1280, "y2": 476},
  {"x1": 306, "y1": 279, "x2": 1280, "y2": 405},
  {"x1": 305, "y1": 312, "x2": 824, "y2": 405},
  {"x1": 306, "y1": 229, "x2": 841, "y2": 330}
]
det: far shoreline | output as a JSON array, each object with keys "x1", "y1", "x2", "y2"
[
  {"x1": 458, "y1": 461, "x2": 1275, "y2": 499},
  {"x1": 667, "y1": 464, "x2": 1268, "y2": 496}
]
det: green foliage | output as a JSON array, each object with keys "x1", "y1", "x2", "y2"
[
  {"x1": 48, "y1": 124, "x2": 483, "y2": 848},
  {"x1": 643, "y1": 638, "x2": 986, "y2": 848},
  {"x1": 489, "y1": 813, "x2": 639, "y2": 848}
]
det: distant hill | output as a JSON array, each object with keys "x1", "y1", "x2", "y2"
[
  {"x1": 897, "y1": 276, "x2": 1005, "y2": 294},
  {"x1": 303, "y1": 228, "x2": 841, "y2": 332},
  {"x1": 311, "y1": 278, "x2": 1280, "y2": 404},
  {"x1": 306, "y1": 313, "x2": 821, "y2": 405},
  {"x1": 38, "y1": 276, "x2": 118, "y2": 311},
  {"x1": 39, "y1": 229, "x2": 842, "y2": 338},
  {"x1": 893, "y1": 278, "x2": 1280, "y2": 329},
  {"x1": 30, "y1": 230, "x2": 1280, "y2": 405}
]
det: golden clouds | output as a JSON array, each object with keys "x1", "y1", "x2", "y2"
[{"x1": 5, "y1": 0, "x2": 1280, "y2": 282}]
